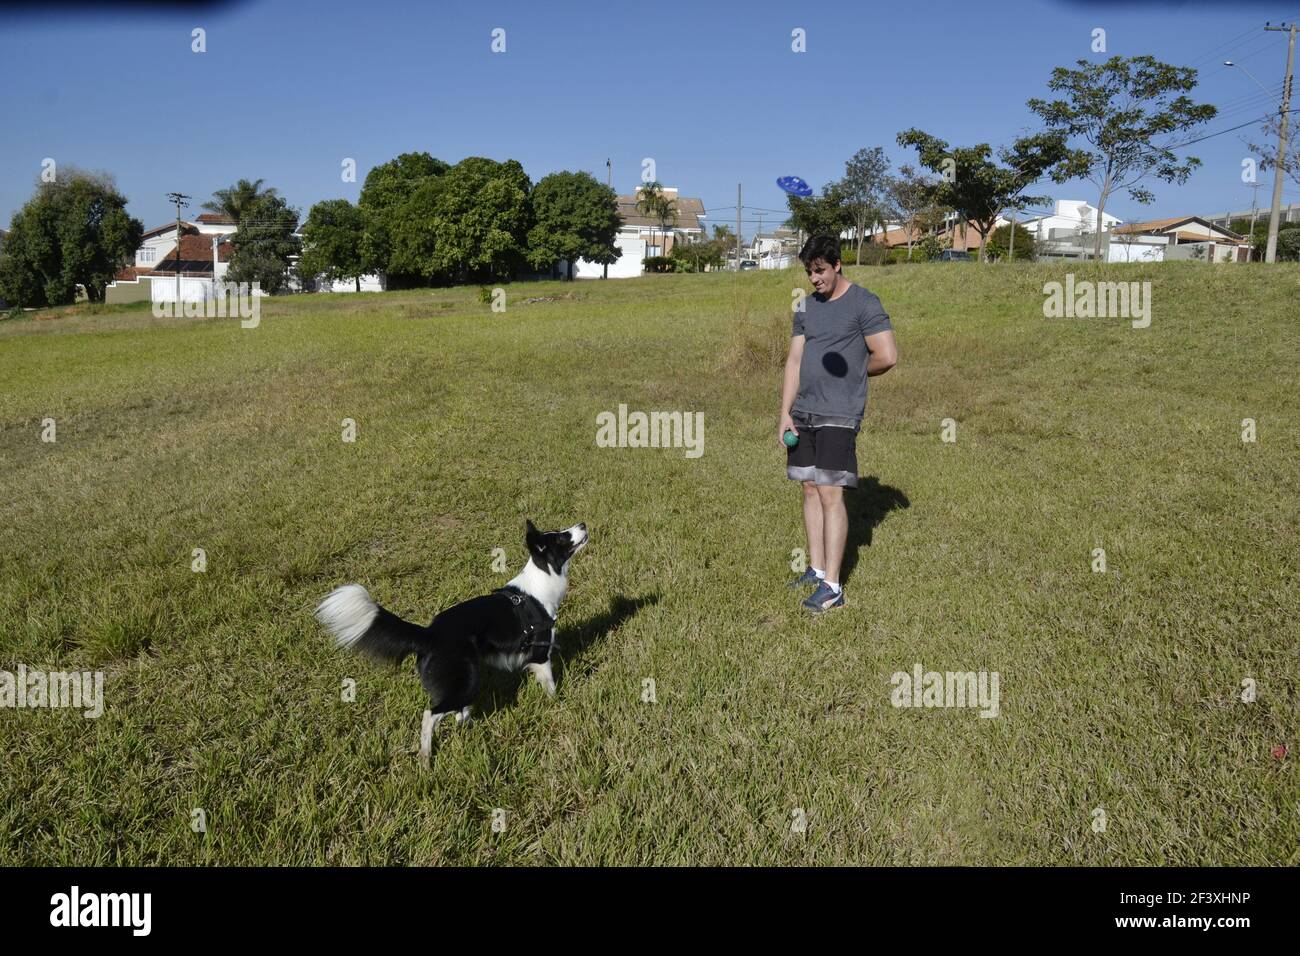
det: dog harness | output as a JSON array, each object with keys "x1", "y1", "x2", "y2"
[{"x1": 493, "y1": 586, "x2": 556, "y2": 657}]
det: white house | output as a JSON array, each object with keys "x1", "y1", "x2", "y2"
[
  {"x1": 106, "y1": 213, "x2": 239, "y2": 305},
  {"x1": 750, "y1": 228, "x2": 799, "y2": 269},
  {"x1": 571, "y1": 186, "x2": 707, "y2": 279},
  {"x1": 1017, "y1": 199, "x2": 1120, "y2": 244}
]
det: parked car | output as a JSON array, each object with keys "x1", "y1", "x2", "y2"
[
  {"x1": 739, "y1": 259, "x2": 759, "y2": 271},
  {"x1": 936, "y1": 250, "x2": 972, "y2": 261}
]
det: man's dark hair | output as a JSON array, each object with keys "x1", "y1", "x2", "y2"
[{"x1": 799, "y1": 234, "x2": 841, "y2": 270}]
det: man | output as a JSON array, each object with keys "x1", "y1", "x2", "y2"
[{"x1": 779, "y1": 234, "x2": 897, "y2": 613}]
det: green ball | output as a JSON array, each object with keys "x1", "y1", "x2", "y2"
[{"x1": 783, "y1": 430, "x2": 799, "y2": 447}]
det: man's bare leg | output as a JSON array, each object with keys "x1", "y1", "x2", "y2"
[
  {"x1": 801, "y1": 480, "x2": 825, "y2": 572},
  {"x1": 816, "y1": 484, "x2": 847, "y2": 584}
]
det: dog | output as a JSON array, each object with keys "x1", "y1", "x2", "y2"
[{"x1": 314, "y1": 519, "x2": 588, "y2": 728}]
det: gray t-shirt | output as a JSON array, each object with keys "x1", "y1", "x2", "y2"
[{"x1": 791, "y1": 282, "x2": 892, "y2": 428}]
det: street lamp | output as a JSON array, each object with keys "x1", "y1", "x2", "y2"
[{"x1": 1224, "y1": 61, "x2": 1283, "y2": 110}]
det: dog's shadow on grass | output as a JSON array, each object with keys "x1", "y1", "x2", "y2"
[
  {"x1": 474, "y1": 592, "x2": 660, "y2": 719},
  {"x1": 841, "y1": 476, "x2": 910, "y2": 585}
]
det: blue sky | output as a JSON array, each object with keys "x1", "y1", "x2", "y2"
[{"x1": 2, "y1": 0, "x2": 1298, "y2": 239}]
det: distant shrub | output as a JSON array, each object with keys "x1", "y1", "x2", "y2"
[
  {"x1": 984, "y1": 224, "x2": 1036, "y2": 261},
  {"x1": 643, "y1": 256, "x2": 675, "y2": 273},
  {"x1": 916, "y1": 236, "x2": 944, "y2": 261}
]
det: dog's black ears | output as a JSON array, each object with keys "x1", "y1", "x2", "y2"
[{"x1": 525, "y1": 518, "x2": 541, "y2": 549}]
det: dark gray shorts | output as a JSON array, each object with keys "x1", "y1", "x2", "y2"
[{"x1": 785, "y1": 412, "x2": 859, "y2": 487}]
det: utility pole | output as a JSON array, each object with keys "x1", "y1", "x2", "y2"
[
  {"x1": 1264, "y1": 22, "x2": 1297, "y2": 263},
  {"x1": 165, "y1": 192, "x2": 191, "y2": 307},
  {"x1": 604, "y1": 159, "x2": 611, "y2": 280},
  {"x1": 757, "y1": 213, "x2": 763, "y2": 266},
  {"x1": 736, "y1": 184, "x2": 742, "y2": 271},
  {"x1": 1008, "y1": 208, "x2": 1017, "y2": 259}
]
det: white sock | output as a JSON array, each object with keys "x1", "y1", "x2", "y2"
[
  {"x1": 812, "y1": 567, "x2": 826, "y2": 579},
  {"x1": 825, "y1": 580, "x2": 841, "y2": 593}
]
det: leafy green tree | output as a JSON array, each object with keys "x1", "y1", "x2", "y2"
[
  {"x1": 670, "y1": 235, "x2": 723, "y2": 273},
  {"x1": 0, "y1": 169, "x2": 142, "y2": 306},
  {"x1": 1027, "y1": 55, "x2": 1217, "y2": 259},
  {"x1": 203, "y1": 178, "x2": 278, "y2": 222},
  {"x1": 839, "y1": 146, "x2": 892, "y2": 264},
  {"x1": 389, "y1": 156, "x2": 532, "y2": 284},
  {"x1": 358, "y1": 152, "x2": 449, "y2": 284},
  {"x1": 887, "y1": 164, "x2": 943, "y2": 260},
  {"x1": 984, "y1": 223, "x2": 1036, "y2": 261},
  {"x1": 896, "y1": 128, "x2": 1069, "y2": 261},
  {"x1": 1277, "y1": 228, "x2": 1300, "y2": 262},
  {"x1": 525, "y1": 171, "x2": 621, "y2": 279},
  {"x1": 784, "y1": 181, "x2": 852, "y2": 243},
  {"x1": 225, "y1": 193, "x2": 300, "y2": 294},
  {"x1": 299, "y1": 199, "x2": 366, "y2": 291}
]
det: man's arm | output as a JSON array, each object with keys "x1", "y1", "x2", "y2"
[
  {"x1": 865, "y1": 329, "x2": 897, "y2": 376},
  {"x1": 781, "y1": 334, "x2": 805, "y2": 415},
  {"x1": 778, "y1": 334, "x2": 805, "y2": 445}
]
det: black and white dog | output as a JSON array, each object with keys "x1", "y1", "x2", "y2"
[{"x1": 315, "y1": 520, "x2": 588, "y2": 727}]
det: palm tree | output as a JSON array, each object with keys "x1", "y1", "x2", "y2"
[
  {"x1": 203, "y1": 178, "x2": 279, "y2": 223},
  {"x1": 636, "y1": 182, "x2": 665, "y2": 259},
  {"x1": 657, "y1": 196, "x2": 678, "y2": 259}
]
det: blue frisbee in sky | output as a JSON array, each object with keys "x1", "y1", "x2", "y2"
[{"x1": 776, "y1": 175, "x2": 813, "y2": 197}]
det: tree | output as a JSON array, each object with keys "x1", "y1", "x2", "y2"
[
  {"x1": 670, "y1": 236, "x2": 723, "y2": 273},
  {"x1": 388, "y1": 156, "x2": 532, "y2": 285},
  {"x1": 299, "y1": 199, "x2": 366, "y2": 291},
  {"x1": 635, "y1": 182, "x2": 667, "y2": 258},
  {"x1": 225, "y1": 193, "x2": 300, "y2": 294},
  {"x1": 203, "y1": 178, "x2": 278, "y2": 222},
  {"x1": 526, "y1": 171, "x2": 621, "y2": 280},
  {"x1": 1027, "y1": 55, "x2": 1217, "y2": 260},
  {"x1": 0, "y1": 169, "x2": 142, "y2": 306},
  {"x1": 839, "y1": 147, "x2": 892, "y2": 264},
  {"x1": 984, "y1": 223, "x2": 1036, "y2": 261},
  {"x1": 887, "y1": 164, "x2": 943, "y2": 260},
  {"x1": 896, "y1": 129, "x2": 1068, "y2": 261},
  {"x1": 656, "y1": 193, "x2": 679, "y2": 256},
  {"x1": 784, "y1": 181, "x2": 852, "y2": 243},
  {"x1": 357, "y1": 152, "x2": 449, "y2": 284}
]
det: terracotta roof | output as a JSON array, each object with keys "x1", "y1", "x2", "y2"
[
  {"x1": 1114, "y1": 216, "x2": 1193, "y2": 234},
  {"x1": 113, "y1": 265, "x2": 152, "y2": 281},
  {"x1": 1172, "y1": 229, "x2": 1246, "y2": 245},
  {"x1": 151, "y1": 234, "x2": 233, "y2": 275},
  {"x1": 1115, "y1": 215, "x2": 1243, "y2": 241},
  {"x1": 196, "y1": 213, "x2": 237, "y2": 224}
]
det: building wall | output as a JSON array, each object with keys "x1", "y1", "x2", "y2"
[
  {"x1": 574, "y1": 233, "x2": 646, "y2": 279},
  {"x1": 136, "y1": 230, "x2": 178, "y2": 268},
  {"x1": 1165, "y1": 241, "x2": 1239, "y2": 263},
  {"x1": 1105, "y1": 239, "x2": 1166, "y2": 263},
  {"x1": 105, "y1": 277, "x2": 153, "y2": 304}
]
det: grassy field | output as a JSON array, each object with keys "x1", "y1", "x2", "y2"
[{"x1": 1, "y1": 262, "x2": 1297, "y2": 865}]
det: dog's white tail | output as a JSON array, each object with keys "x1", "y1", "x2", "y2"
[
  {"x1": 315, "y1": 583, "x2": 431, "y2": 662},
  {"x1": 315, "y1": 584, "x2": 379, "y2": 649}
]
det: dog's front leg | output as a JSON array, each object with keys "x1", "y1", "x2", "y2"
[{"x1": 525, "y1": 631, "x2": 558, "y2": 697}]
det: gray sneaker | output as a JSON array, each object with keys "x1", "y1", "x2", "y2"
[{"x1": 787, "y1": 567, "x2": 822, "y2": 590}]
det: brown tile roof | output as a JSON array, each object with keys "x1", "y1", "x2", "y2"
[
  {"x1": 617, "y1": 192, "x2": 706, "y2": 230},
  {"x1": 113, "y1": 265, "x2": 152, "y2": 281},
  {"x1": 196, "y1": 213, "x2": 237, "y2": 224}
]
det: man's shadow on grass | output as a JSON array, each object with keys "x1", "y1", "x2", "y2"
[
  {"x1": 841, "y1": 476, "x2": 910, "y2": 586},
  {"x1": 474, "y1": 592, "x2": 660, "y2": 719}
]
